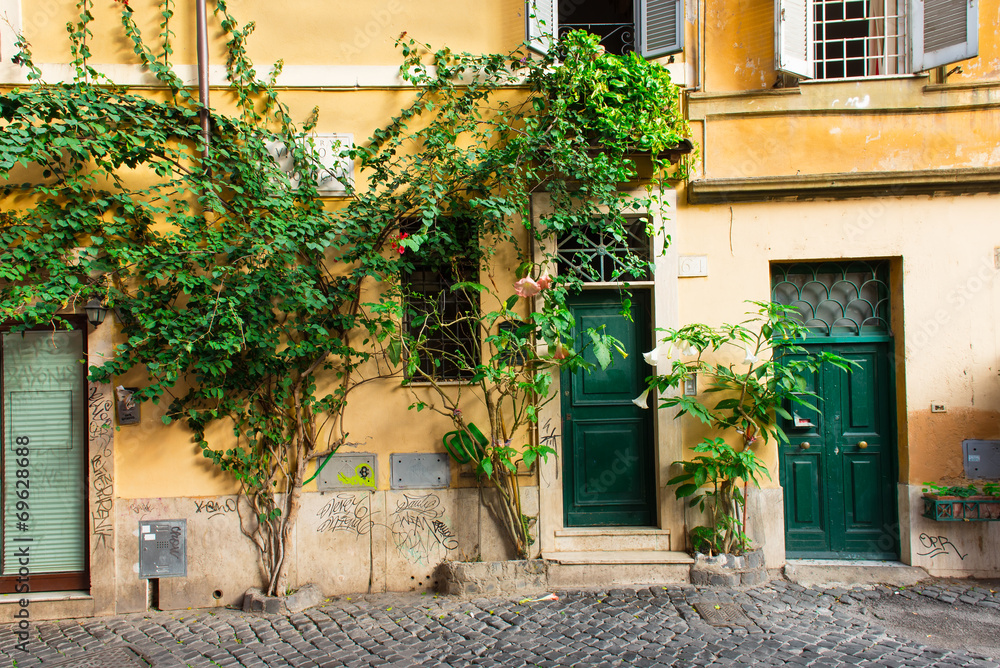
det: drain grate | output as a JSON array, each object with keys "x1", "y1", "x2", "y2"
[
  {"x1": 694, "y1": 600, "x2": 752, "y2": 626},
  {"x1": 44, "y1": 646, "x2": 150, "y2": 667}
]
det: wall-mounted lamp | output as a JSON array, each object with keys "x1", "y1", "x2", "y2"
[{"x1": 85, "y1": 299, "x2": 109, "y2": 327}]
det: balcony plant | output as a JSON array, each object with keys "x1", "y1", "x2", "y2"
[
  {"x1": 922, "y1": 481, "x2": 1000, "y2": 521},
  {"x1": 640, "y1": 302, "x2": 854, "y2": 556}
]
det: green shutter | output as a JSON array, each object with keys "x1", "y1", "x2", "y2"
[{"x1": 3, "y1": 331, "x2": 87, "y2": 575}]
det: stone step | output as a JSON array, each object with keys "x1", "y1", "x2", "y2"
[
  {"x1": 784, "y1": 559, "x2": 929, "y2": 587},
  {"x1": 552, "y1": 528, "x2": 673, "y2": 553},
  {"x1": 544, "y1": 550, "x2": 693, "y2": 565},
  {"x1": 544, "y1": 551, "x2": 693, "y2": 588}
]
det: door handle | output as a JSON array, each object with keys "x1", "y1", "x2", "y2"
[
  {"x1": 799, "y1": 442, "x2": 810, "y2": 450},
  {"x1": 858, "y1": 441, "x2": 868, "y2": 449}
]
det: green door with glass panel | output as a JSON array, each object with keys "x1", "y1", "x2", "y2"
[
  {"x1": 781, "y1": 342, "x2": 898, "y2": 558},
  {"x1": 2, "y1": 328, "x2": 89, "y2": 592},
  {"x1": 561, "y1": 290, "x2": 656, "y2": 527}
]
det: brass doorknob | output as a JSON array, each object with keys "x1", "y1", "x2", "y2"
[
  {"x1": 858, "y1": 441, "x2": 868, "y2": 449},
  {"x1": 799, "y1": 442, "x2": 811, "y2": 450}
]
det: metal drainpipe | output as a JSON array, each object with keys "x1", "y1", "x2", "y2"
[{"x1": 196, "y1": 0, "x2": 210, "y2": 160}]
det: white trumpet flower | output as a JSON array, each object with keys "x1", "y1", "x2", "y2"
[
  {"x1": 742, "y1": 343, "x2": 759, "y2": 365},
  {"x1": 632, "y1": 387, "x2": 652, "y2": 409},
  {"x1": 643, "y1": 343, "x2": 673, "y2": 367},
  {"x1": 679, "y1": 340, "x2": 699, "y2": 357}
]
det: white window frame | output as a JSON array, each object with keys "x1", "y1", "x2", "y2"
[
  {"x1": 776, "y1": 0, "x2": 978, "y2": 78},
  {"x1": 527, "y1": 0, "x2": 683, "y2": 58}
]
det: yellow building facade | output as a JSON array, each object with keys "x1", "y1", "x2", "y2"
[{"x1": 0, "y1": 0, "x2": 996, "y2": 621}]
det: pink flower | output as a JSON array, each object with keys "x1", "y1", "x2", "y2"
[
  {"x1": 551, "y1": 342, "x2": 568, "y2": 359},
  {"x1": 536, "y1": 274, "x2": 553, "y2": 290},
  {"x1": 513, "y1": 277, "x2": 540, "y2": 297}
]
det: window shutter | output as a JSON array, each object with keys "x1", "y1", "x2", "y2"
[
  {"x1": 638, "y1": 0, "x2": 684, "y2": 58},
  {"x1": 775, "y1": 0, "x2": 813, "y2": 78},
  {"x1": 910, "y1": 0, "x2": 978, "y2": 71},
  {"x1": 526, "y1": 0, "x2": 557, "y2": 53}
]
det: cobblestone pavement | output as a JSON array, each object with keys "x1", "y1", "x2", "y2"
[{"x1": 2, "y1": 578, "x2": 1000, "y2": 667}]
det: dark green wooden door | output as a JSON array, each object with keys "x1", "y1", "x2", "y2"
[
  {"x1": 561, "y1": 290, "x2": 656, "y2": 527},
  {"x1": 782, "y1": 342, "x2": 898, "y2": 558}
]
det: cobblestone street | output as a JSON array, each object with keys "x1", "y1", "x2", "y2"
[{"x1": 3, "y1": 579, "x2": 999, "y2": 667}]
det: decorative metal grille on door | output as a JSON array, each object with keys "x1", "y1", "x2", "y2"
[
  {"x1": 556, "y1": 217, "x2": 652, "y2": 283},
  {"x1": 770, "y1": 261, "x2": 890, "y2": 336}
]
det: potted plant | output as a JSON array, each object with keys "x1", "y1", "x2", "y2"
[
  {"x1": 640, "y1": 302, "x2": 854, "y2": 559},
  {"x1": 922, "y1": 481, "x2": 1000, "y2": 521}
]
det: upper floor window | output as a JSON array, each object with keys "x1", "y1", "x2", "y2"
[
  {"x1": 776, "y1": 0, "x2": 979, "y2": 79},
  {"x1": 814, "y1": 0, "x2": 907, "y2": 78},
  {"x1": 527, "y1": 0, "x2": 683, "y2": 58},
  {"x1": 559, "y1": 0, "x2": 638, "y2": 55}
]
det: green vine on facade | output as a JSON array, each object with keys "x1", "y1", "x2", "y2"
[{"x1": 0, "y1": 0, "x2": 690, "y2": 590}]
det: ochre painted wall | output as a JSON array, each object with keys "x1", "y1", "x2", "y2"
[{"x1": 674, "y1": 195, "x2": 1000, "y2": 486}]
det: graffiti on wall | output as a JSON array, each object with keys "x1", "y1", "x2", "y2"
[
  {"x1": 540, "y1": 418, "x2": 559, "y2": 449},
  {"x1": 317, "y1": 494, "x2": 374, "y2": 535},
  {"x1": 917, "y1": 533, "x2": 967, "y2": 560},
  {"x1": 194, "y1": 498, "x2": 238, "y2": 520},
  {"x1": 389, "y1": 493, "x2": 458, "y2": 565},
  {"x1": 88, "y1": 383, "x2": 114, "y2": 549}
]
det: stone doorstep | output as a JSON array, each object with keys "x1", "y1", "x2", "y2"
[
  {"x1": 784, "y1": 560, "x2": 929, "y2": 588},
  {"x1": 543, "y1": 550, "x2": 694, "y2": 565},
  {"x1": 543, "y1": 552, "x2": 694, "y2": 589},
  {"x1": 552, "y1": 528, "x2": 673, "y2": 553}
]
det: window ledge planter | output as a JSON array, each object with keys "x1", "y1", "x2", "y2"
[{"x1": 922, "y1": 495, "x2": 1000, "y2": 521}]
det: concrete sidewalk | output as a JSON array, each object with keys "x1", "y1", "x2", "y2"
[{"x1": 1, "y1": 578, "x2": 998, "y2": 667}]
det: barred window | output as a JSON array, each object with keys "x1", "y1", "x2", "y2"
[{"x1": 401, "y1": 218, "x2": 480, "y2": 381}]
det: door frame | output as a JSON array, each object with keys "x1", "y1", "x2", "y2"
[
  {"x1": 781, "y1": 335, "x2": 900, "y2": 560},
  {"x1": 531, "y1": 188, "x2": 683, "y2": 555}
]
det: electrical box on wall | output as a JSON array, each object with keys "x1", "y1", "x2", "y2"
[
  {"x1": 391, "y1": 453, "x2": 450, "y2": 489},
  {"x1": 963, "y1": 440, "x2": 1000, "y2": 479},
  {"x1": 138, "y1": 520, "x2": 187, "y2": 579}
]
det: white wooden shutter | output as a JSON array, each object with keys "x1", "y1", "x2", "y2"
[
  {"x1": 526, "y1": 0, "x2": 557, "y2": 53},
  {"x1": 775, "y1": 0, "x2": 813, "y2": 77},
  {"x1": 910, "y1": 0, "x2": 978, "y2": 71},
  {"x1": 638, "y1": 0, "x2": 684, "y2": 58}
]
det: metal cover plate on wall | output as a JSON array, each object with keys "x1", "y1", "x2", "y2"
[
  {"x1": 316, "y1": 453, "x2": 377, "y2": 492},
  {"x1": 139, "y1": 519, "x2": 187, "y2": 579},
  {"x1": 391, "y1": 453, "x2": 451, "y2": 489},
  {"x1": 963, "y1": 440, "x2": 1000, "y2": 479}
]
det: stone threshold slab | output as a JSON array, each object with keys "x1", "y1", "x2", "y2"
[{"x1": 544, "y1": 550, "x2": 694, "y2": 565}]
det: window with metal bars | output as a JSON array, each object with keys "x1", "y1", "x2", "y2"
[
  {"x1": 814, "y1": 0, "x2": 907, "y2": 78},
  {"x1": 556, "y1": 217, "x2": 652, "y2": 283},
  {"x1": 770, "y1": 260, "x2": 891, "y2": 336},
  {"x1": 559, "y1": 0, "x2": 637, "y2": 55},
  {"x1": 401, "y1": 218, "x2": 480, "y2": 381}
]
